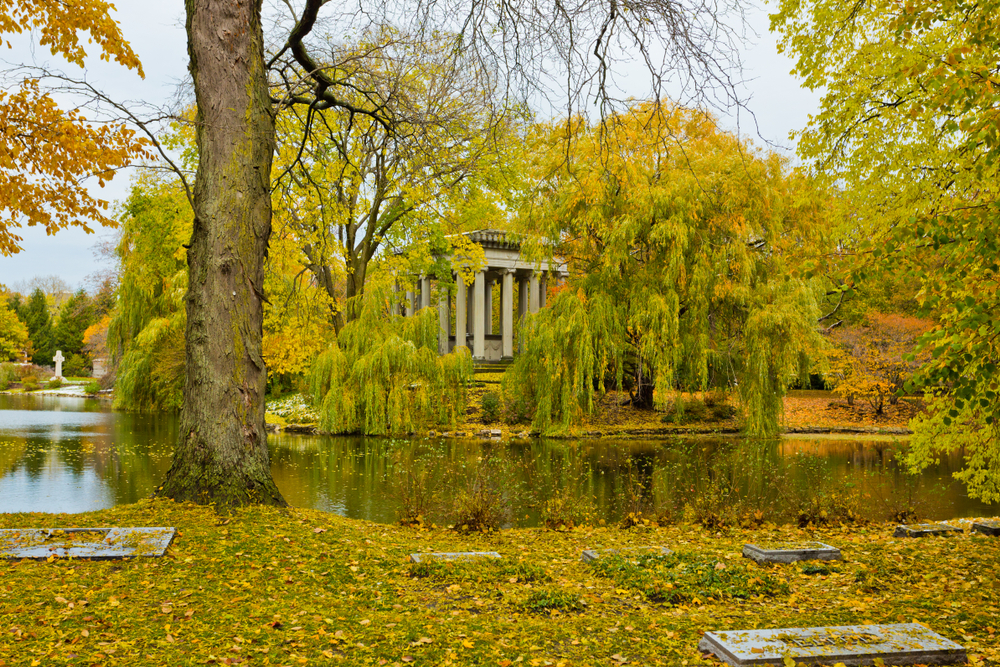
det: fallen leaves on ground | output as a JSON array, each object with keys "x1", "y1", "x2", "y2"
[{"x1": 0, "y1": 498, "x2": 995, "y2": 665}]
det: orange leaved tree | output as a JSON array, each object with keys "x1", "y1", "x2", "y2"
[
  {"x1": 826, "y1": 312, "x2": 932, "y2": 414},
  {"x1": 0, "y1": 0, "x2": 148, "y2": 255}
]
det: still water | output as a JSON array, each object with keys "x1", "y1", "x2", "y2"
[{"x1": 0, "y1": 394, "x2": 996, "y2": 524}]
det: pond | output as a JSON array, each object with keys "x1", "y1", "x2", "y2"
[{"x1": 0, "y1": 394, "x2": 996, "y2": 525}]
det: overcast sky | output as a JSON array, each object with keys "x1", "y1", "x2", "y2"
[{"x1": 0, "y1": 0, "x2": 820, "y2": 292}]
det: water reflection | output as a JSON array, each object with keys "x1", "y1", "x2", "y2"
[{"x1": 0, "y1": 395, "x2": 996, "y2": 523}]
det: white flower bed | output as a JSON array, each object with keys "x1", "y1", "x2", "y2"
[{"x1": 265, "y1": 394, "x2": 318, "y2": 424}]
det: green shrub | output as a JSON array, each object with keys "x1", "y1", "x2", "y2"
[
  {"x1": 387, "y1": 445, "x2": 444, "y2": 527},
  {"x1": 449, "y1": 454, "x2": 522, "y2": 532},
  {"x1": 502, "y1": 394, "x2": 532, "y2": 424},
  {"x1": 22, "y1": 374, "x2": 40, "y2": 392},
  {"x1": 522, "y1": 588, "x2": 584, "y2": 613},
  {"x1": 47, "y1": 377, "x2": 63, "y2": 389},
  {"x1": 0, "y1": 363, "x2": 17, "y2": 390},
  {"x1": 661, "y1": 394, "x2": 738, "y2": 424},
  {"x1": 480, "y1": 391, "x2": 501, "y2": 424},
  {"x1": 710, "y1": 403, "x2": 737, "y2": 420},
  {"x1": 16, "y1": 364, "x2": 44, "y2": 379},
  {"x1": 589, "y1": 551, "x2": 789, "y2": 605},
  {"x1": 84, "y1": 381, "x2": 101, "y2": 395},
  {"x1": 539, "y1": 489, "x2": 595, "y2": 530},
  {"x1": 408, "y1": 558, "x2": 550, "y2": 584},
  {"x1": 63, "y1": 354, "x2": 89, "y2": 378}
]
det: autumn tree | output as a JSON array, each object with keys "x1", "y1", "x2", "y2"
[
  {"x1": 0, "y1": 291, "x2": 29, "y2": 361},
  {"x1": 504, "y1": 103, "x2": 825, "y2": 435},
  {"x1": 262, "y1": 218, "x2": 337, "y2": 391},
  {"x1": 108, "y1": 177, "x2": 190, "y2": 412},
  {"x1": 773, "y1": 0, "x2": 1000, "y2": 500},
  {"x1": 21, "y1": 289, "x2": 54, "y2": 366},
  {"x1": 825, "y1": 312, "x2": 932, "y2": 415},
  {"x1": 0, "y1": 0, "x2": 147, "y2": 255},
  {"x1": 310, "y1": 286, "x2": 473, "y2": 435},
  {"x1": 272, "y1": 30, "x2": 515, "y2": 330}
]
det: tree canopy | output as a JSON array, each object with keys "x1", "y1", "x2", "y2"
[
  {"x1": 773, "y1": 0, "x2": 1000, "y2": 500},
  {"x1": 0, "y1": 291, "x2": 28, "y2": 361},
  {"x1": 108, "y1": 177, "x2": 189, "y2": 412},
  {"x1": 310, "y1": 288, "x2": 473, "y2": 435},
  {"x1": 504, "y1": 103, "x2": 826, "y2": 435},
  {"x1": 271, "y1": 30, "x2": 514, "y2": 329},
  {"x1": 0, "y1": 0, "x2": 147, "y2": 255}
]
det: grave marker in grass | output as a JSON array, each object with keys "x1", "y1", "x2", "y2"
[
  {"x1": 0, "y1": 527, "x2": 176, "y2": 560},
  {"x1": 893, "y1": 523, "x2": 962, "y2": 538},
  {"x1": 742, "y1": 541, "x2": 841, "y2": 564},
  {"x1": 580, "y1": 546, "x2": 672, "y2": 563},
  {"x1": 698, "y1": 623, "x2": 966, "y2": 666},
  {"x1": 409, "y1": 551, "x2": 501, "y2": 563},
  {"x1": 971, "y1": 519, "x2": 1000, "y2": 536}
]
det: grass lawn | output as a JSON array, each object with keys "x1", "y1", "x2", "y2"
[{"x1": 1, "y1": 500, "x2": 997, "y2": 666}]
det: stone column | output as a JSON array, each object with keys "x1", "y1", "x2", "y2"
[
  {"x1": 473, "y1": 270, "x2": 486, "y2": 359},
  {"x1": 405, "y1": 289, "x2": 415, "y2": 316},
  {"x1": 484, "y1": 277, "x2": 493, "y2": 335},
  {"x1": 539, "y1": 272, "x2": 548, "y2": 309},
  {"x1": 517, "y1": 276, "x2": 528, "y2": 319},
  {"x1": 390, "y1": 282, "x2": 400, "y2": 316},
  {"x1": 438, "y1": 284, "x2": 450, "y2": 355},
  {"x1": 455, "y1": 273, "x2": 467, "y2": 349},
  {"x1": 529, "y1": 271, "x2": 540, "y2": 314},
  {"x1": 517, "y1": 275, "x2": 528, "y2": 354},
  {"x1": 466, "y1": 283, "x2": 474, "y2": 335},
  {"x1": 420, "y1": 277, "x2": 431, "y2": 310},
  {"x1": 501, "y1": 270, "x2": 514, "y2": 359}
]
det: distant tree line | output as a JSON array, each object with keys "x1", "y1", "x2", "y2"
[{"x1": 0, "y1": 278, "x2": 111, "y2": 376}]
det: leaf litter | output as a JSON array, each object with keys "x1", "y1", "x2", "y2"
[{"x1": 0, "y1": 498, "x2": 996, "y2": 665}]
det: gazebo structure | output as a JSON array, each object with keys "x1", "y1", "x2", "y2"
[{"x1": 395, "y1": 229, "x2": 567, "y2": 361}]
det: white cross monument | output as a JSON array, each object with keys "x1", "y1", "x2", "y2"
[{"x1": 52, "y1": 350, "x2": 64, "y2": 380}]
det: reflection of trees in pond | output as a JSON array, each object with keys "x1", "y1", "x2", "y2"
[
  {"x1": 2, "y1": 395, "x2": 996, "y2": 521},
  {"x1": 263, "y1": 434, "x2": 991, "y2": 525},
  {"x1": 0, "y1": 437, "x2": 27, "y2": 478},
  {"x1": 269, "y1": 435, "x2": 398, "y2": 522}
]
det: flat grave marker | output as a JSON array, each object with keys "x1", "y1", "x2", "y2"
[
  {"x1": 742, "y1": 541, "x2": 842, "y2": 565},
  {"x1": 0, "y1": 527, "x2": 176, "y2": 560},
  {"x1": 699, "y1": 623, "x2": 966, "y2": 666},
  {"x1": 409, "y1": 551, "x2": 501, "y2": 563},
  {"x1": 971, "y1": 519, "x2": 1000, "y2": 536},
  {"x1": 893, "y1": 523, "x2": 962, "y2": 538},
  {"x1": 581, "y1": 546, "x2": 673, "y2": 563}
]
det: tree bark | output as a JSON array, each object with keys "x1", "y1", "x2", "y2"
[{"x1": 158, "y1": 0, "x2": 286, "y2": 507}]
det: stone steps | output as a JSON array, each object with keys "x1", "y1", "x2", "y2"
[{"x1": 473, "y1": 360, "x2": 513, "y2": 375}]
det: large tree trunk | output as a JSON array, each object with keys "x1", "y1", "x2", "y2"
[{"x1": 158, "y1": 0, "x2": 286, "y2": 507}]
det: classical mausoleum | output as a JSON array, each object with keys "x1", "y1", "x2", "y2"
[{"x1": 395, "y1": 229, "x2": 567, "y2": 361}]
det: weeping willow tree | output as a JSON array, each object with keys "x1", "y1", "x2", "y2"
[
  {"x1": 310, "y1": 286, "x2": 473, "y2": 435},
  {"x1": 505, "y1": 103, "x2": 826, "y2": 436},
  {"x1": 108, "y1": 176, "x2": 190, "y2": 412}
]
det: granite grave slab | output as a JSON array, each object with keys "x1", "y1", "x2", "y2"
[
  {"x1": 971, "y1": 519, "x2": 1000, "y2": 536},
  {"x1": 581, "y1": 546, "x2": 673, "y2": 563},
  {"x1": 893, "y1": 523, "x2": 962, "y2": 538},
  {"x1": 409, "y1": 551, "x2": 502, "y2": 563},
  {"x1": 0, "y1": 527, "x2": 176, "y2": 560},
  {"x1": 742, "y1": 541, "x2": 842, "y2": 564},
  {"x1": 699, "y1": 623, "x2": 966, "y2": 666}
]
